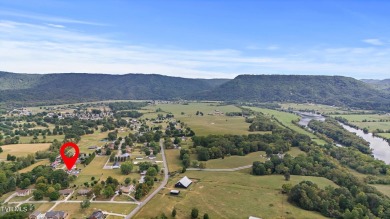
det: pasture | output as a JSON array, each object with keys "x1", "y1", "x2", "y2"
[
  {"x1": 0, "y1": 143, "x2": 50, "y2": 159},
  {"x1": 329, "y1": 114, "x2": 390, "y2": 133},
  {"x1": 280, "y1": 103, "x2": 371, "y2": 115},
  {"x1": 53, "y1": 203, "x2": 137, "y2": 219},
  {"x1": 135, "y1": 171, "x2": 336, "y2": 219},
  {"x1": 141, "y1": 103, "x2": 266, "y2": 135}
]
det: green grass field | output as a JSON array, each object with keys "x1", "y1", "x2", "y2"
[
  {"x1": 329, "y1": 114, "x2": 390, "y2": 133},
  {"x1": 77, "y1": 131, "x2": 110, "y2": 154},
  {"x1": 53, "y1": 203, "x2": 137, "y2": 219},
  {"x1": 73, "y1": 156, "x2": 140, "y2": 186},
  {"x1": 377, "y1": 133, "x2": 390, "y2": 139},
  {"x1": 135, "y1": 171, "x2": 336, "y2": 219},
  {"x1": 166, "y1": 146, "x2": 306, "y2": 171},
  {"x1": 0, "y1": 143, "x2": 50, "y2": 160},
  {"x1": 280, "y1": 103, "x2": 371, "y2": 115},
  {"x1": 141, "y1": 103, "x2": 267, "y2": 135},
  {"x1": 245, "y1": 107, "x2": 326, "y2": 145},
  {"x1": 18, "y1": 135, "x2": 64, "y2": 144},
  {"x1": 203, "y1": 151, "x2": 266, "y2": 169},
  {"x1": 165, "y1": 149, "x2": 182, "y2": 172}
]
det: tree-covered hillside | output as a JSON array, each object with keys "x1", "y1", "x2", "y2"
[
  {"x1": 0, "y1": 72, "x2": 218, "y2": 105},
  {"x1": 196, "y1": 75, "x2": 390, "y2": 110},
  {"x1": 1, "y1": 72, "x2": 390, "y2": 111}
]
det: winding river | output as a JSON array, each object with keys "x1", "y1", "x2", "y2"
[{"x1": 296, "y1": 112, "x2": 390, "y2": 164}]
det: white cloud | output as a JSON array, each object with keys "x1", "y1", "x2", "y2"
[
  {"x1": 46, "y1": 23, "x2": 65, "y2": 28},
  {"x1": 0, "y1": 19, "x2": 390, "y2": 79},
  {"x1": 0, "y1": 10, "x2": 105, "y2": 26},
  {"x1": 362, "y1": 38, "x2": 384, "y2": 46}
]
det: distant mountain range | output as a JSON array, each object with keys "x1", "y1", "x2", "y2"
[
  {"x1": 361, "y1": 79, "x2": 390, "y2": 91},
  {"x1": 1, "y1": 71, "x2": 389, "y2": 111}
]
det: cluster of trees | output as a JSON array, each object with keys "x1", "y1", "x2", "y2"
[
  {"x1": 0, "y1": 135, "x2": 19, "y2": 145},
  {"x1": 249, "y1": 139, "x2": 390, "y2": 218},
  {"x1": 308, "y1": 118, "x2": 371, "y2": 154},
  {"x1": 165, "y1": 121, "x2": 195, "y2": 137},
  {"x1": 134, "y1": 162, "x2": 160, "y2": 200},
  {"x1": 153, "y1": 207, "x2": 209, "y2": 219},
  {"x1": 328, "y1": 145, "x2": 389, "y2": 175},
  {"x1": 247, "y1": 114, "x2": 280, "y2": 131},
  {"x1": 115, "y1": 110, "x2": 143, "y2": 118},
  {"x1": 82, "y1": 152, "x2": 96, "y2": 165},
  {"x1": 288, "y1": 181, "x2": 390, "y2": 218},
  {"x1": 191, "y1": 129, "x2": 309, "y2": 161},
  {"x1": 120, "y1": 162, "x2": 134, "y2": 175},
  {"x1": 16, "y1": 166, "x2": 71, "y2": 201},
  {"x1": 195, "y1": 111, "x2": 204, "y2": 116},
  {"x1": 108, "y1": 101, "x2": 148, "y2": 112},
  {"x1": 180, "y1": 148, "x2": 191, "y2": 168},
  {"x1": 35, "y1": 139, "x2": 61, "y2": 162},
  {"x1": 92, "y1": 176, "x2": 119, "y2": 199},
  {"x1": 225, "y1": 112, "x2": 243, "y2": 116}
]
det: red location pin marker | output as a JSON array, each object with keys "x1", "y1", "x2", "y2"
[{"x1": 60, "y1": 142, "x2": 80, "y2": 170}]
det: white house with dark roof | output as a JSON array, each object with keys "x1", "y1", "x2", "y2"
[{"x1": 175, "y1": 176, "x2": 192, "y2": 188}]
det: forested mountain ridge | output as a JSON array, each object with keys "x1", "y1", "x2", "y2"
[
  {"x1": 196, "y1": 75, "x2": 390, "y2": 110},
  {"x1": 1, "y1": 72, "x2": 389, "y2": 110},
  {"x1": 362, "y1": 78, "x2": 390, "y2": 92},
  {"x1": 0, "y1": 72, "x2": 220, "y2": 104}
]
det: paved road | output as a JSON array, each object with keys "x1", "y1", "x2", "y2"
[
  {"x1": 125, "y1": 139, "x2": 169, "y2": 219},
  {"x1": 187, "y1": 164, "x2": 253, "y2": 172}
]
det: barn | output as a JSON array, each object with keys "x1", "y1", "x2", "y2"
[{"x1": 175, "y1": 176, "x2": 192, "y2": 188}]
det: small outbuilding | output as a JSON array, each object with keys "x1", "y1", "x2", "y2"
[
  {"x1": 175, "y1": 176, "x2": 192, "y2": 188},
  {"x1": 170, "y1": 190, "x2": 180, "y2": 195}
]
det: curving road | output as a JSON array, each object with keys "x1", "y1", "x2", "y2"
[{"x1": 125, "y1": 139, "x2": 169, "y2": 219}]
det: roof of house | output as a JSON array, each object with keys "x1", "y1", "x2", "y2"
[
  {"x1": 78, "y1": 188, "x2": 91, "y2": 195},
  {"x1": 176, "y1": 176, "x2": 192, "y2": 187},
  {"x1": 89, "y1": 210, "x2": 104, "y2": 219},
  {"x1": 17, "y1": 189, "x2": 30, "y2": 194},
  {"x1": 59, "y1": 189, "x2": 73, "y2": 195},
  {"x1": 120, "y1": 185, "x2": 134, "y2": 193},
  {"x1": 45, "y1": 211, "x2": 67, "y2": 218}
]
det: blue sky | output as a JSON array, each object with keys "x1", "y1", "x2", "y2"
[{"x1": 0, "y1": 0, "x2": 389, "y2": 79}]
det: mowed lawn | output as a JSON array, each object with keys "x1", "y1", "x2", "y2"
[
  {"x1": 135, "y1": 171, "x2": 336, "y2": 219},
  {"x1": 245, "y1": 107, "x2": 326, "y2": 145},
  {"x1": 142, "y1": 103, "x2": 266, "y2": 135},
  {"x1": 73, "y1": 156, "x2": 140, "y2": 186},
  {"x1": 53, "y1": 203, "x2": 137, "y2": 219},
  {"x1": 0, "y1": 143, "x2": 50, "y2": 159}
]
